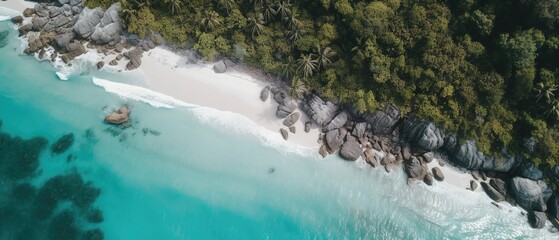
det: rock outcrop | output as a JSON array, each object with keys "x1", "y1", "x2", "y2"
[
  {"x1": 339, "y1": 139, "x2": 361, "y2": 161},
  {"x1": 404, "y1": 156, "x2": 427, "y2": 183},
  {"x1": 527, "y1": 211, "x2": 546, "y2": 229},
  {"x1": 301, "y1": 94, "x2": 338, "y2": 126},
  {"x1": 325, "y1": 129, "x2": 344, "y2": 152},
  {"x1": 276, "y1": 101, "x2": 296, "y2": 118},
  {"x1": 510, "y1": 177, "x2": 551, "y2": 212},
  {"x1": 362, "y1": 104, "x2": 400, "y2": 135},
  {"x1": 399, "y1": 118, "x2": 445, "y2": 153},
  {"x1": 432, "y1": 167, "x2": 444, "y2": 181},
  {"x1": 481, "y1": 182, "x2": 505, "y2": 202},
  {"x1": 283, "y1": 112, "x2": 300, "y2": 127},
  {"x1": 73, "y1": 7, "x2": 104, "y2": 38},
  {"x1": 324, "y1": 112, "x2": 348, "y2": 132},
  {"x1": 104, "y1": 106, "x2": 129, "y2": 125},
  {"x1": 280, "y1": 128, "x2": 288, "y2": 140}
]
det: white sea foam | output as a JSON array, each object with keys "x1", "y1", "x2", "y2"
[
  {"x1": 92, "y1": 76, "x2": 192, "y2": 108},
  {"x1": 0, "y1": 7, "x2": 19, "y2": 20}
]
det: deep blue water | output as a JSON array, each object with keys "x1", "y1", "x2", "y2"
[{"x1": 0, "y1": 19, "x2": 554, "y2": 239}]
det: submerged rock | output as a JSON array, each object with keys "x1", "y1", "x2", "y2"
[
  {"x1": 104, "y1": 106, "x2": 129, "y2": 125},
  {"x1": 51, "y1": 133, "x2": 74, "y2": 155}
]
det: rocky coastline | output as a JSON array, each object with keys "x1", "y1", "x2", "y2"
[
  {"x1": 11, "y1": 0, "x2": 155, "y2": 72},
  {"x1": 263, "y1": 86, "x2": 559, "y2": 231},
  {"x1": 5, "y1": 0, "x2": 559, "y2": 233}
]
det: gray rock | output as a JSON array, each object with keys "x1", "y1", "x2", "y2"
[
  {"x1": 66, "y1": 41, "x2": 86, "y2": 59},
  {"x1": 70, "y1": 0, "x2": 83, "y2": 6},
  {"x1": 23, "y1": 8, "x2": 34, "y2": 17},
  {"x1": 304, "y1": 121, "x2": 311, "y2": 133},
  {"x1": 528, "y1": 211, "x2": 546, "y2": 229},
  {"x1": 424, "y1": 173, "x2": 434, "y2": 186},
  {"x1": 32, "y1": 17, "x2": 49, "y2": 31},
  {"x1": 96, "y1": 61, "x2": 104, "y2": 69},
  {"x1": 362, "y1": 104, "x2": 400, "y2": 135},
  {"x1": 72, "y1": 6, "x2": 82, "y2": 15},
  {"x1": 300, "y1": 94, "x2": 338, "y2": 126},
  {"x1": 276, "y1": 101, "x2": 296, "y2": 118},
  {"x1": 510, "y1": 177, "x2": 550, "y2": 212},
  {"x1": 109, "y1": 59, "x2": 118, "y2": 66},
  {"x1": 283, "y1": 112, "x2": 300, "y2": 127},
  {"x1": 548, "y1": 193, "x2": 559, "y2": 225},
  {"x1": 471, "y1": 170, "x2": 481, "y2": 180},
  {"x1": 62, "y1": 4, "x2": 73, "y2": 16},
  {"x1": 432, "y1": 167, "x2": 444, "y2": 181},
  {"x1": 289, "y1": 126, "x2": 296, "y2": 133},
  {"x1": 213, "y1": 60, "x2": 227, "y2": 73},
  {"x1": 319, "y1": 145, "x2": 328, "y2": 158},
  {"x1": 34, "y1": 3, "x2": 50, "y2": 18},
  {"x1": 58, "y1": 0, "x2": 71, "y2": 5},
  {"x1": 90, "y1": 22, "x2": 121, "y2": 45},
  {"x1": 49, "y1": 6, "x2": 63, "y2": 18},
  {"x1": 271, "y1": 87, "x2": 288, "y2": 104},
  {"x1": 55, "y1": 32, "x2": 74, "y2": 48},
  {"x1": 470, "y1": 180, "x2": 478, "y2": 191},
  {"x1": 11, "y1": 16, "x2": 23, "y2": 24},
  {"x1": 451, "y1": 140, "x2": 488, "y2": 170},
  {"x1": 363, "y1": 148, "x2": 377, "y2": 167},
  {"x1": 116, "y1": 54, "x2": 123, "y2": 60},
  {"x1": 339, "y1": 139, "x2": 361, "y2": 161},
  {"x1": 100, "y1": 3, "x2": 120, "y2": 27},
  {"x1": 481, "y1": 182, "x2": 505, "y2": 202},
  {"x1": 260, "y1": 86, "x2": 270, "y2": 102},
  {"x1": 325, "y1": 129, "x2": 344, "y2": 152},
  {"x1": 401, "y1": 146, "x2": 411, "y2": 160},
  {"x1": 124, "y1": 48, "x2": 143, "y2": 70},
  {"x1": 399, "y1": 118, "x2": 445, "y2": 152},
  {"x1": 422, "y1": 152, "x2": 434, "y2": 163},
  {"x1": 280, "y1": 128, "x2": 288, "y2": 140},
  {"x1": 352, "y1": 122, "x2": 367, "y2": 138},
  {"x1": 404, "y1": 156, "x2": 427, "y2": 180},
  {"x1": 44, "y1": 15, "x2": 73, "y2": 32},
  {"x1": 489, "y1": 178, "x2": 507, "y2": 197},
  {"x1": 325, "y1": 112, "x2": 348, "y2": 131},
  {"x1": 74, "y1": 7, "x2": 104, "y2": 38}
]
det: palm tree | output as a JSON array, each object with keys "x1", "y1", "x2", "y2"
[
  {"x1": 281, "y1": 56, "x2": 296, "y2": 79},
  {"x1": 200, "y1": 10, "x2": 222, "y2": 31},
  {"x1": 262, "y1": 3, "x2": 276, "y2": 22},
  {"x1": 297, "y1": 53, "x2": 318, "y2": 78},
  {"x1": 218, "y1": 0, "x2": 235, "y2": 14},
  {"x1": 288, "y1": 26, "x2": 304, "y2": 41},
  {"x1": 165, "y1": 0, "x2": 183, "y2": 14},
  {"x1": 275, "y1": 0, "x2": 292, "y2": 19},
  {"x1": 289, "y1": 76, "x2": 308, "y2": 99},
  {"x1": 534, "y1": 82, "x2": 557, "y2": 104},
  {"x1": 315, "y1": 45, "x2": 336, "y2": 70},
  {"x1": 284, "y1": 8, "x2": 302, "y2": 29},
  {"x1": 545, "y1": 100, "x2": 559, "y2": 120},
  {"x1": 247, "y1": 12, "x2": 266, "y2": 37}
]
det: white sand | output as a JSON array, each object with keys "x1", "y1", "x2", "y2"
[
  {"x1": 139, "y1": 47, "x2": 321, "y2": 149},
  {"x1": 0, "y1": 0, "x2": 33, "y2": 13}
]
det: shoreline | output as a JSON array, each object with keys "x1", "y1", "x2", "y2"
[{"x1": 2, "y1": 0, "x2": 550, "y2": 230}]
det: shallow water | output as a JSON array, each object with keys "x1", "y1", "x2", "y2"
[{"x1": 0, "y1": 20, "x2": 554, "y2": 239}]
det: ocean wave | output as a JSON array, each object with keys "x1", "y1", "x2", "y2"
[
  {"x1": 190, "y1": 106, "x2": 318, "y2": 157},
  {"x1": 0, "y1": 7, "x2": 20, "y2": 21},
  {"x1": 92, "y1": 76, "x2": 192, "y2": 108}
]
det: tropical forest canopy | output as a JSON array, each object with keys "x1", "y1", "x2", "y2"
[{"x1": 86, "y1": 0, "x2": 559, "y2": 170}]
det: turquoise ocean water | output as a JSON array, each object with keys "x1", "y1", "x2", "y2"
[{"x1": 0, "y1": 20, "x2": 554, "y2": 239}]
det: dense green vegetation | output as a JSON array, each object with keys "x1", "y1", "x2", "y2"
[{"x1": 86, "y1": 0, "x2": 559, "y2": 170}]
